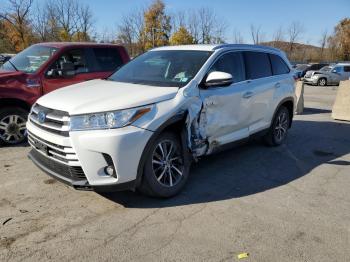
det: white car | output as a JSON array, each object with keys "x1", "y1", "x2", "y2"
[{"x1": 27, "y1": 44, "x2": 296, "y2": 198}]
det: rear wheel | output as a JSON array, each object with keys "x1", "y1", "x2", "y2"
[
  {"x1": 138, "y1": 132, "x2": 190, "y2": 198},
  {"x1": 318, "y1": 78, "x2": 327, "y2": 86},
  {"x1": 264, "y1": 106, "x2": 290, "y2": 146},
  {"x1": 0, "y1": 107, "x2": 28, "y2": 146}
]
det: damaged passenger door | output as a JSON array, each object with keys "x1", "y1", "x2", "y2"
[{"x1": 198, "y1": 51, "x2": 253, "y2": 151}]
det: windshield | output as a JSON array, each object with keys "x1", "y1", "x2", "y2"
[
  {"x1": 320, "y1": 66, "x2": 332, "y2": 72},
  {"x1": 109, "y1": 50, "x2": 213, "y2": 87},
  {"x1": 0, "y1": 45, "x2": 58, "y2": 74}
]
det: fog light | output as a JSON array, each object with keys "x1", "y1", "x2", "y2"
[{"x1": 105, "y1": 165, "x2": 116, "y2": 177}]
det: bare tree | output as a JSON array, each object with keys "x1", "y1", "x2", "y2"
[
  {"x1": 76, "y1": 4, "x2": 94, "y2": 41},
  {"x1": 116, "y1": 8, "x2": 145, "y2": 55},
  {"x1": 272, "y1": 26, "x2": 284, "y2": 47},
  {"x1": 319, "y1": 30, "x2": 328, "y2": 61},
  {"x1": 44, "y1": 0, "x2": 93, "y2": 41},
  {"x1": 187, "y1": 10, "x2": 200, "y2": 44},
  {"x1": 250, "y1": 24, "x2": 264, "y2": 44},
  {"x1": 187, "y1": 8, "x2": 226, "y2": 44},
  {"x1": 287, "y1": 21, "x2": 304, "y2": 58},
  {"x1": 31, "y1": 3, "x2": 51, "y2": 41},
  {"x1": 232, "y1": 29, "x2": 244, "y2": 44}
]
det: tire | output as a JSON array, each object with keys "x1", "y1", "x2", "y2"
[
  {"x1": 264, "y1": 106, "x2": 290, "y2": 147},
  {"x1": 318, "y1": 78, "x2": 327, "y2": 86},
  {"x1": 0, "y1": 107, "x2": 28, "y2": 146},
  {"x1": 138, "y1": 132, "x2": 190, "y2": 198}
]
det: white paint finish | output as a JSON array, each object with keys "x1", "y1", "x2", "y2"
[
  {"x1": 37, "y1": 79, "x2": 179, "y2": 115},
  {"x1": 205, "y1": 71, "x2": 233, "y2": 83},
  {"x1": 70, "y1": 126, "x2": 152, "y2": 185},
  {"x1": 198, "y1": 81, "x2": 253, "y2": 147},
  {"x1": 27, "y1": 45, "x2": 296, "y2": 188}
]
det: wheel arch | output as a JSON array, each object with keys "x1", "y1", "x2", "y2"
[
  {"x1": 135, "y1": 111, "x2": 190, "y2": 188},
  {"x1": 272, "y1": 97, "x2": 294, "y2": 128},
  {"x1": 0, "y1": 98, "x2": 31, "y2": 112}
]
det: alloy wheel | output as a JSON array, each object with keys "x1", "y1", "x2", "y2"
[
  {"x1": 274, "y1": 111, "x2": 289, "y2": 143},
  {"x1": 319, "y1": 79, "x2": 326, "y2": 86},
  {"x1": 0, "y1": 115, "x2": 27, "y2": 144},
  {"x1": 152, "y1": 140, "x2": 184, "y2": 187}
]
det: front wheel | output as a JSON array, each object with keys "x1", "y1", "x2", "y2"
[
  {"x1": 318, "y1": 78, "x2": 327, "y2": 86},
  {"x1": 138, "y1": 132, "x2": 190, "y2": 198},
  {"x1": 264, "y1": 106, "x2": 290, "y2": 146},
  {"x1": 0, "y1": 107, "x2": 28, "y2": 146}
]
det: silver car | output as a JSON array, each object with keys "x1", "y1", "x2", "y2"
[{"x1": 303, "y1": 63, "x2": 350, "y2": 86}]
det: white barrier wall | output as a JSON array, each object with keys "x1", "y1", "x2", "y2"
[
  {"x1": 295, "y1": 81, "x2": 304, "y2": 115},
  {"x1": 332, "y1": 80, "x2": 350, "y2": 122}
]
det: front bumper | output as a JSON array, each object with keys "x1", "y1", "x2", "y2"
[
  {"x1": 27, "y1": 120, "x2": 153, "y2": 191},
  {"x1": 303, "y1": 77, "x2": 318, "y2": 85}
]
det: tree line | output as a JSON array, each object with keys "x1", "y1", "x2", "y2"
[{"x1": 0, "y1": 0, "x2": 349, "y2": 62}]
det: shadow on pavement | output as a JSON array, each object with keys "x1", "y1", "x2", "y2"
[
  {"x1": 94, "y1": 119, "x2": 350, "y2": 208},
  {"x1": 302, "y1": 108, "x2": 332, "y2": 115}
]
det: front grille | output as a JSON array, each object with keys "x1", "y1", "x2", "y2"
[
  {"x1": 30, "y1": 149, "x2": 86, "y2": 181},
  {"x1": 30, "y1": 104, "x2": 70, "y2": 137},
  {"x1": 28, "y1": 131, "x2": 80, "y2": 166}
]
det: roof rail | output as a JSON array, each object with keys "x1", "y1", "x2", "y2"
[{"x1": 213, "y1": 44, "x2": 282, "y2": 53}]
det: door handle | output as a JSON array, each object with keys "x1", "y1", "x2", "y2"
[
  {"x1": 242, "y1": 91, "x2": 254, "y2": 99},
  {"x1": 275, "y1": 82, "x2": 281, "y2": 88}
]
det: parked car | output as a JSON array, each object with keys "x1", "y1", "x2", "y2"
[
  {"x1": 297, "y1": 63, "x2": 329, "y2": 78},
  {"x1": 294, "y1": 64, "x2": 310, "y2": 78},
  {"x1": 303, "y1": 63, "x2": 350, "y2": 86},
  {"x1": 27, "y1": 44, "x2": 296, "y2": 198},
  {"x1": 0, "y1": 42, "x2": 130, "y2": 145}
]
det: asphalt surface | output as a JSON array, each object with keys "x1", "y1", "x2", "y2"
[{"x1": 0, "y1": 85, "x2": 349, "y2": 262}]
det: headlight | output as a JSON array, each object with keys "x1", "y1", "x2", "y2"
[
  {"x1": 312, "y1": 75, "x2": 319, "y2": 79},
  {"x1": 70, "y1": 105, "x2": 153, "y2": 131}
]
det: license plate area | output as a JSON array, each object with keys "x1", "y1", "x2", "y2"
[{"x1": 33, "y1": 140, "x2": 49, "y2": 155}]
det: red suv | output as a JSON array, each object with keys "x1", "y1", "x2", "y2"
[{"x1": 0, "y1": 42, "x2": 130, "y2": 145}]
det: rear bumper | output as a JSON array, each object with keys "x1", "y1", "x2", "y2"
[{"x1": 28, "y1": 149, "x2": 136, "y2": 192}]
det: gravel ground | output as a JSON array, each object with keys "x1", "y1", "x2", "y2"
[{"x1": 0, "y1": 85, "x2": 349, "y2": 262}]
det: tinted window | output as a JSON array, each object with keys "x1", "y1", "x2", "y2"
[
  {"x1": 244, "y1": 51, "x2": 272, "y2": 79},
  {"x1": 92, "y1": 48, "x2": 123, "y2": 72},
  {"x1": 210, "y1": 52, "x2": 245, "y2": 82},
  {"x1": 344, "y1": 66, "x2": 350, "y2": 72},
  {"x1": 47, "y1": 49, "x2": 89, "y2": 77},
  {"x1": 334, "y1": 67, "x2": 342, "y2": 73},
  {"x1": 269, "y1": 54, "x2": 290, "y2": 75}
]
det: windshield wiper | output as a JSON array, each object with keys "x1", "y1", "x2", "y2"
[{"x1": 8, "y1": 60, "x2": 18, "y2": 71}]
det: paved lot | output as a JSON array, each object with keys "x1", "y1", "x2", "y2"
[{"x1": 1, "y1": 85, "x2": 349, "y2": 262}]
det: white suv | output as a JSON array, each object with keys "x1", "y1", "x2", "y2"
[{"x1": 27, "y1": 44, "x2": 296, "y2": 198}]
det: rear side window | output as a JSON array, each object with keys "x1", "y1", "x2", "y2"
[
  {"x1": 269, "y1": 54, "x2": 290, "y2": 75},
  {"x1": 344, "y1": 66, "x2": 350, "y2": 72},
  {"x1": 244, "y1": 51, "x2": 272, "y2": 79},
  {"x1": 334, "y1": 67, "x2": 342, "y2": 73},
  {"x1": 92, "y1": 48, "x2": 123, "y2": 72},
  {"x1": 210, "y1": 52, "x2": 245, "y2": 82}
]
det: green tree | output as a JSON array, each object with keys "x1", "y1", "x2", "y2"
[
  {"x1": 142, "y1": 0, "x2": 171, "y2": 50},
  {"x1": 169, "y1": 26, "x2": 194, "y2": 45}
]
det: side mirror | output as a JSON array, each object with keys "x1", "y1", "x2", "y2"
[
  {"x1": 60, "y1": 61, "x2": 75, "y2": 77},
  {"x1": 203, "y1": 71, "x2": 233, "y2": 88}
]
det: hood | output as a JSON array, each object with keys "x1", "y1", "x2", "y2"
[
  {"x1": 0, "y1": 69, "x2": 25, "y2": 78},
  {"x1": 37, "y1": 79, "x2": 179, "y2": 115}
]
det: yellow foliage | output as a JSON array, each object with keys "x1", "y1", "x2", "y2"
[
  {"x1": 142, "y1": 0, "x2": 171, "y2": 50},
  {"x1": 170, "y1": 27, "x2": 194, "y2": 45}
]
